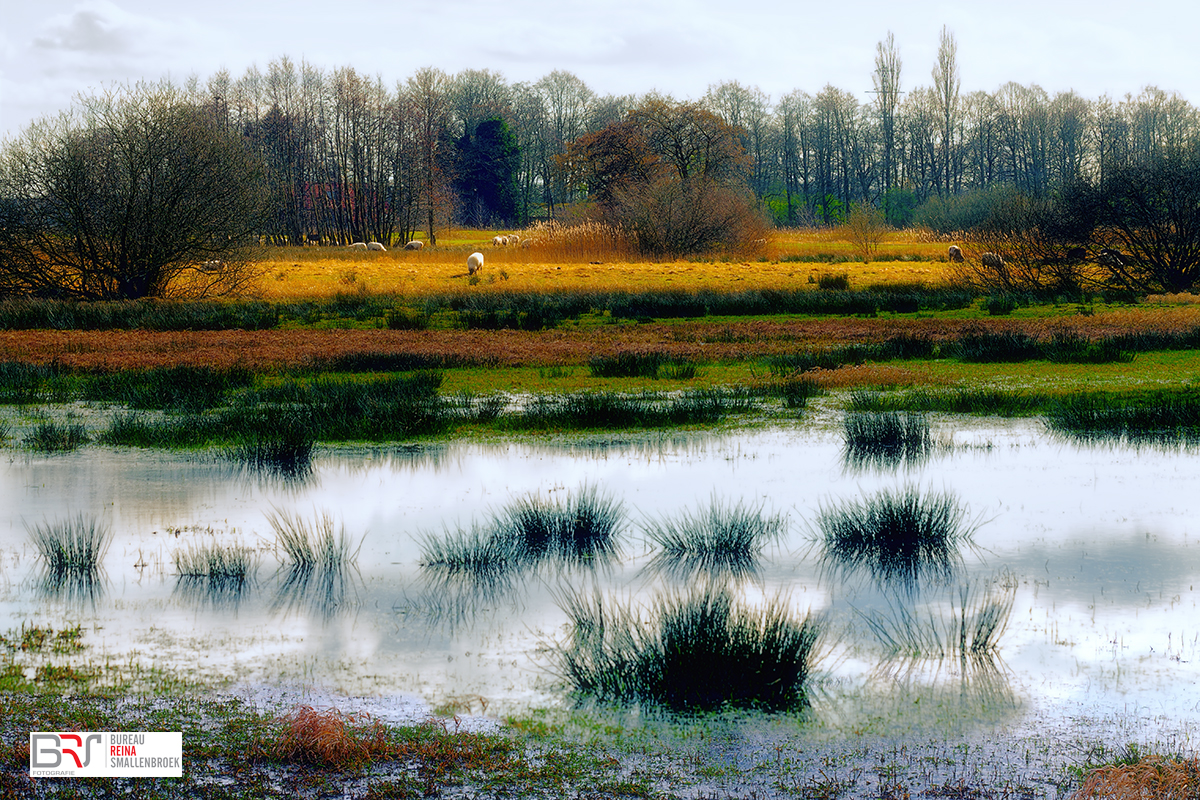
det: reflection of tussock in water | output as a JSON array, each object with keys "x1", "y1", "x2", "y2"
[
  {"x1": 172, "y1": 573, "x2": 255, "y2": 611},
  {"x1": 35, "y1": 567, "x2": 107, "y2": 607},
  {"x1": 855, "y1": 571, "x2": 1017, "y2": 661},
  {"x1": 269, "y1": 562, "x2": 363, "y2": 621},
  {"x1": 870, "y1": 652, "x2": 1020, "y2": 714}
]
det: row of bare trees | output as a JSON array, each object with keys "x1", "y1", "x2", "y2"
[{"x1": 170, "y1": 42, "x2": 1200, "y2": 242}]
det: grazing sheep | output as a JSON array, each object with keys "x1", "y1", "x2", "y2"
[
  {"x1": 981, "y1": 252, "x2": 1004, "y2": 270},
  {"x1": 492, "y1": 236, "x2": 506, "y2": 247},
  {"x1": 467, "y1": 252, "x2": 484, "y2": 275},
  {"x1": 349, "y1": 242, "x2": 368, "y2": 250},
  {"x1": 367, "y1": 241, "x2": 386, "y2": 251},
  {"x1": 948, "y1": 245, "x2": 965, "y2": 263},
  {"x1": 403, "y1": 240, "x2": 423, "y2": 250},
  {"x1": 508, "y1": 234, "x2": 520, "y2": 245},
  {"x1": 521, "y1": 238, "x2": 533, "y2": 248}
]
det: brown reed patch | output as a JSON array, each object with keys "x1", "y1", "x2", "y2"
[
  {"x1": 1073, "y1": 756, "x2": 1200, "y2": 800},
  {"x1": 4, "y1": 305, "x2": 1200, "y2": 373},
  {"x1": 268, "y1": 705, "x2": 389, "y2": 769}
]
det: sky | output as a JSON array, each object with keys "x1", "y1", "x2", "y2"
[{"x1": 2, "y1": 0, "x2": 1199, "y2": 139}]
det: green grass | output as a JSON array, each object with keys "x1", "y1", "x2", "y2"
[{"x1": 23, "y1": 418, "x2": 89, "y2": 451}]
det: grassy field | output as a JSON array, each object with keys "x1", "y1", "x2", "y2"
[{"x1": 251, "y1": 227, "x2": 955, "y2": 299}]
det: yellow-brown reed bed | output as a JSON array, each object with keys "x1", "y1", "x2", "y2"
[
  {"x1": 1073, "y1": 755, "x2": 1200, "y2": 800},
  {"x1": 249, "y1": 226, "x2": 958, "y2": 300},
  {"x1": 4, "y1": 304, "x2": 1200, "y2": 373}
]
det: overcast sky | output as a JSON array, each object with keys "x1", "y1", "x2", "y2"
[{"x1": 2, "y1": 0, "x2": 1198, "y2": 138}]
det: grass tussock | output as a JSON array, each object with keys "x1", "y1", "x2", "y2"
[
  {"x1": 172, "y1": 541, "x2": 257, "y2": 579},
  {"x1": 643, "y1": 497, "x2": 786, "y2": 581},
  {"x1": 420, "y1": 484, "x2": 626, "y2": 576},
  {"x1": 813, "y1": 486, "x2": 980, "y2": 591},
  {"x1": 504, "y1": 388, "x2": 752, "y2": 432},
  {"x1": 589, "y1": 352, "x2": 702, "y2": 380},
  {"x1": 268, "y1": 509, "x2": 362, "y2": 572},
  {"x1": 557, "y1": 586, "x2": 823, "y2": 711},
  {"x1": 23, "y1": 419, "x2": 89, "y2": 451},
  {"x1": 28, "y1": 514, "x2": 112, "y2": 575},
  {"x1": 842, "y1": 410, "x2": 934, "y2": 470},
  {"x1": 1047, "y1": 391, "x2": 1200, "y2": 446}
]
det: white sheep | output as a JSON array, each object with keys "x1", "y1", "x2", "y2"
[
  {"x1": 403, "y1": 241, "x2": 424, "y2": 251},
  {"x1": 948, "y1": 245, "x2": 964, "y2": 263},
  {"x1": 981, "y1": 252, "x2": 1005, "y2": 270},
  {"x1": 348, "y1": 242, "x2": 368, "y2": 250},
  {"x1": 520, "y1": 238, "x2": 533, "y2": 248},
  {"x1": 492, "y1": 236, "x2": 506, "y2": 247},
  {"x1": 467, "y1": 251, "x2": 484, "y2": 275},
  {"x1": 507, "y1": 234, "x2": 520, "y2": 245},
  {"x1": 367, "y1": 241, "x2": 386, "y2": 251}
]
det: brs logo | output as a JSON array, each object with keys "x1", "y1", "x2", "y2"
[{"x1": 30, "y1": 733, "x2": 103, "y2": 770}]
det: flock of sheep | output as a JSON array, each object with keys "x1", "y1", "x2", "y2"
[
  {"x1": 338, "y1": 238, "x2": 1119, "y2": 280},
  {"x1": 342, "y1": 232, "x2": 531, "y2": 276}
]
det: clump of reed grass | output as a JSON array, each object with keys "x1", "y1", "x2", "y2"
[
  {"x1": 1046, "y1": 391, "x2": 1200, "y2": 446},
  {"x1": 28, "y1": 514, "x2": 112, "y2": 575},
  {"x1": 23, "y1": 419, "x2": 89, "y2": 451},
  {"x1": 842, "y1": 410, "x2": 934, "y2": 470},
  {"x1": 173, "y1": 541, "x2": 257, "y2": 579},
  {"x1": 557, "y1": 586, "x2": 823, "y2": 711},
  {"x1": 268, "y1": 509, "x2": 363, "y2": 572},
  {"x1": 82, "y1": 365, "x2": 254, "y2": 411},
  {"x1": 229, "y1": 412, "x2": 316, "y2": 479},
  {"x1": 502, "y1": 484, "x2": 625, "y2": 564},
  {"x1": 813, "y1": 486, "x2": 980, "y2": 591},
  {"x1": 588, "y1": 352, "x2": 701, "y2": 380},
  {"x1": 518, "y1": 220, "x2": 636, "y2": 263},
  {"x1": 268, "y1": 509, "x2": 364, "y2": 620},
  {"x1": 858, "y1": 571, "x2": 1016, "y2": 661},
  {"x1": 506, "y1": 389, "x2": 751, "y2": 431},
  {"x1": 643, "y1": 497, "x2": 786, "y2": 580},
  {"x1": 420, "y1": 485, "x2": 625, "y2": 576}
]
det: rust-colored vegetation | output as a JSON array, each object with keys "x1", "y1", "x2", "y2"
[
  {"x1": 262, "y1": 704, "x2": 515, "y2": 782},
  {"x1": 3, "y1": 305, "x2": 1200, "y2": 373},
  {"x1": 1073, "y1": 756, "x2": 1200, "y2": 800}
]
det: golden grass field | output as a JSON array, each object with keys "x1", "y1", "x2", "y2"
[{"x1": 250, "y1": 228, "x2": 957, "y2": 299}]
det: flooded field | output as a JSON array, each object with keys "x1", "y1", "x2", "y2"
[{"x1": 3, "y1": 403, "x2": 1200, "y2": 742}]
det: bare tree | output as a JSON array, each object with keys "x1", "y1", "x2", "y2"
[
  {"x1": 873, "y1": 32, "x2": 903, "y2": 197},
  {"x1": 405, "y1": 67, "x2": 452, "y2": 244},
  {"x1": 0, "y1": 83, "x2": 268, "y2": 300},
  {"x1": 932, "y1": 25, "x2": 961, "y2": 196}
]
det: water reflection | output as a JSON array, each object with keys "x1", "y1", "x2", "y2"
[
  {"x1": 840, "y1": 411, "x2": 937, "y2": 473},
  {"x1": 172, "y1": 573, "x2": 255, "y2": 611},
  {"x1": 269, "y1": 562, "x2": 363, "y2": 622}
]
